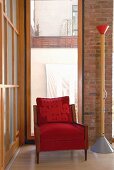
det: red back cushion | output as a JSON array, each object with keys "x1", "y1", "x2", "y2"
[{"x1": 36, "y1": 96, "x2": 72, "y2": 125}]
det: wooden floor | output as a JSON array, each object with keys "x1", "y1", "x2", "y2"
[{"x1": 6, "y1": 144, "x2": 114, "y2": 170}]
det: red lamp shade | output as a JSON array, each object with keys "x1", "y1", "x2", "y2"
[{"x1": 97, "y1": 24, "x2": 109, "y2": 34}]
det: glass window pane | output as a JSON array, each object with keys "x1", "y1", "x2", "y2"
[
  {"x1": 72, "y1": 5, "x2": 78, "y2": 36},
  {"x1": 30, "y1": 0, "x2": 78, "y2": 136},
  {"x1": 5, "y1": 0, "x2": 11, "y2": 20},
  {"x1": 4, "y1": 89, "x2": 8, "y2": 151},
  {"x1": 31, "y1": 0, "x2": 78, "y2": 48},
  {"x1": 14, "y1": 33, "x2": 18, "y2": 84},
  {"x1": 4, "y1": 18, "x2": 7, "y2": 84},
  {"x1": 31, "y1": 0, "x2": 78, "y2": 37},
  {"x1": 15, "y1": 88, "x2": 19, "y2": 131},
  {"x1": 10, "y1": 88, "x2": 14, "y2": 144},
  {"x1": 7, "y1": 24, "x2": 12, "y2": 84},
  {"x1": 13, "y1": 0, "x2": 17, "y2": 27},
  {"x1": 3, "y1": 0, "x2": 5, "y2": 12}
]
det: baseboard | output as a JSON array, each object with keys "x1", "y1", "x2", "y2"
[{"x1": 5, "y1": 147, "x2": 21, "y2": 170}]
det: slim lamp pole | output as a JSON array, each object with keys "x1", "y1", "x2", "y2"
[
  {"x1": 97, "y1": 25, "x2": 109, "y2": 136},
  {"x1": 91, "y1": 24, "x2": 114, "y2": 153}
]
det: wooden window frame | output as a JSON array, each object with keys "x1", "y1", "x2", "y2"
[{"x1": 26, "y1": 0, "x2": 83, "y2": 140}]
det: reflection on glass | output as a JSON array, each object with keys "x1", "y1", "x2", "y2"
[
  {"x1": 13, "y1": 0, "x2": 17, "y2": 27},
  {"x1": 10, "y1": 89, "x2": 14, "y2": 144},
  {"x1": 15, "y1": 89, "x2": 19, "y2": 131},
  {"x1": 5, "y1": 0, "x2": 11, "y2": 19},
  {"x1": 4, "y1": 18, "x2": 7, "y2": 84},
  {"x1": 4, "y1": 89, "x2": 7, "y2": 151},
  {"x1": 7, "y1": 24, "x2": 12, "y2": 84},
  {"x1": 14, "y1": 33, "x2": 18, "y2": 84}
]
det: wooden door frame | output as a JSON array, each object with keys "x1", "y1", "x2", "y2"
[
  {"x1": 0, "y1": 0, "x2": 25, "y2": 169},
  {"x1": 26, "y1": 0, "x2": 32, "y2": 140},
  {"x1": 78, "y1": 0, "x2": 83, "y2": 123},
  {"x1": 26, "y1": 0, "x2": 83, "y2": 140},
  {"x1": 18, "y1": 0, "x2": 26, "y2": 145}
]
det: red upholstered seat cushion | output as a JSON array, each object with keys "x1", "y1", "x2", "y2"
[
  {"x1": 36, "y1": 96, "x2": 72, "y2": 125},
  {"x1": 40, "y1": 123, "x2": 84, "y2": 142}
]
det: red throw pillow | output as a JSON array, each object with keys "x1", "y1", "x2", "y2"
[{"x1": 36, "y1": 96, "x2": 73, "y2": 125}]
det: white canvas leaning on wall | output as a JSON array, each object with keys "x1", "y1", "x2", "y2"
[{"x1": 46, "y1": 64, "x2": 77, "y2": 105}]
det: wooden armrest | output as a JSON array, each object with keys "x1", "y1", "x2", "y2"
[
  {"x1": 34, "y1": 124, "x2": 40, "y2": 151},
  {"x1": 73, "y1": 122, "x2": 88, "y2": 149},
  {"x1": 34, "y1": 124, "x2": 40, "y2": 137},
  {"x1": 70, "y1": 104, "x2": 77, "y2": 123},
  {"x1": 73, "y1": 122, "x2": 87, "y2": 127},
  {"x1": 33, "y1": 105, "x2": 38, "y2": 125}
]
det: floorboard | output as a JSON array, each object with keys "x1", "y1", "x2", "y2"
[{"x1": 6, "y1": 144, "x2": 114, "y2": 170}]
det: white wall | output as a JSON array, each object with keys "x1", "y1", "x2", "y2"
[{"x1": 31, "y1": 48, "x2": 78, "y2": 134}]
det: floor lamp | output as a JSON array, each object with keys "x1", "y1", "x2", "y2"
[{"x1": 91, "y1": 24, "x2": 114, "y2": 153}]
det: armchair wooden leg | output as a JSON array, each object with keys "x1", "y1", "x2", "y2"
[
  {"x1": 36, "y1": 152, "x2": 39, "y2": 164},
  {"x1": 85, "y1": 149, "x2": 87, "y2": 161}
]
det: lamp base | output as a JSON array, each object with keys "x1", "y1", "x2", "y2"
[{"x1": 91, "y1": 136, "x2": 114, "y2": 153}]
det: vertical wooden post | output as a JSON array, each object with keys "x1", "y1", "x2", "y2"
[
  {"x1": 0, "y1": 2, "x2": 2, "y2": 84},
  {"x1": 18, "y1": 0, "x2": 25, "y2": 145},
  {"x1": 0, "y1": 88, "x2": 4, "y2": 170},
  {"x1": 0, "y1": 1, "x2": 4, "y2": 169}
]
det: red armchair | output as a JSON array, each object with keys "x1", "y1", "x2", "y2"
[{"x1": 34, "y1": 96, "x2": 88, "y2": 163}]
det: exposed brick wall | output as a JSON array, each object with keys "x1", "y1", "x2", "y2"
[
  {"x1": 84, "y1": 0, "x2": 113, "y2": 145},
  {"x1": 31, "y1": 36, "x2": 77, "y2": 48}
]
